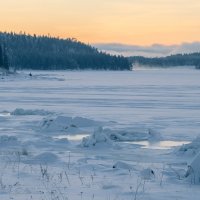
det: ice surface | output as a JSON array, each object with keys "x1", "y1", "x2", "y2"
[
  {"x1": 1, "y1": 69, "x2": 200, "y2": 199},
  {"x1": 32, "y1": 152, "x2": 59, "y2": 164},
  {"x1": 178, "y1": 136, "x2": 200, "y2": 156},
  {"x1": 40, "y1": 115, "x2": 101, "y2": 132},
  {"x1": 11, "y1": 108, "x2": 53, "y2": 116},
  {"x1": 140, "y1": 168, "x2": 155, "y2": 180},
  {"x1": 185, "y1": 152, "x2": 200, "y2": 184},
  {"x1": 112, "y1": 161, "x2": 134, "y2": 170},
  {"x1": 0, "y1": 135, "x2": 19, "y2": 147}
]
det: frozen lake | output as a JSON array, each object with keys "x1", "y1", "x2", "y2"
[
  {"x1": 1, "y1": 68, "x2": 200, "y2": 140},
  {"x1": 1, "y1": 68, "x2": 200, "y2": 200}
]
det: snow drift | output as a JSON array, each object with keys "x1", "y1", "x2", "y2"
[
  {"x1": 140, "y1": 168, "x2": 155, "y2": 180},
  {"x1": 11, "y1": 108, "x2": 52, "y2": 116},
  {"x1": 41, "y1": 116, "x2": 100, "y2": 131},
  {"x1": 81, "y1": 127, "x2": 113, "y2": 147},
  {"x1": 105, "y1": 128, "x2": 162, "y2": 142},
  {"x1": 0, "y1": 135, "x2": 19, "y2": 147},
  {"x1": 185, "y1": 151, "x2": 200, "y2": 184},
  {"x1": 27, "y1": 152, "x2": 59, "y2": 165},
  {"x1": 178, "y1": 136, "x2": 200, "y2": 156},
  {"x1": 112, "y1": 161, "x2": 133, "y2": 170}
]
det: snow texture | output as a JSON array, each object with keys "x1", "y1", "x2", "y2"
[
  {"x1": 178, "y1": 136, "x2": 200, "y2": 156},
  {"x1": 41, "y1": 116, "x2": 100, "y2": 131},
  {"x1": 11, "y1": 108, "x2": 53, "y2": 116},
  {"x1": 81, "y1": 127, "x2": 113, "y2": 147},
  {"x1": 1, "y1": 70, "x2": 200, "y2": 200},
  {"x1": 185, "y1": 151, "x2": 200, "y2": 184}
]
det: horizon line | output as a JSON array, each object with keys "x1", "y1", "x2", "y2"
[{"x1": 1, "y1": 30, "x2": 200, "y2": 47}]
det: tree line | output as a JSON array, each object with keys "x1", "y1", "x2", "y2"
[
  {"x1": 129, "y1": 53, "x2": 200, "y2": 69},
  {"x1": 0, "y1": 32, "x2": 131, "y2": 70}
]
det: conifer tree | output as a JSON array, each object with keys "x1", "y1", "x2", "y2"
[
  {"x1": 0, "y1": 44, "x2": 3, "y2": 67},
  {"x1": 2, "y1": 44, "x2": 9, "y2": 70},
  {"x1": 0, "y1": 43, "x2": 9, "y2": 70}
]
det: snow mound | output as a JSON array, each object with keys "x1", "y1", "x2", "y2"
[
  {"x1": 148, "y1": 129, "x2": 162, "y2": 141},
  {"x1": 81, "y1": 127, "x2": 113, "y2": 147},
  {"x1": 41, "y1": 116, "x2": 100, "y2": 131},
  {"x1": 0, "y1": 116, "x2": 6, "y2": 122},
  {"x1": 33, "y1": 152, "x2": 59, "y2": 164},
  {"x1": 41, "y1": 116, "x2": 72, "y2": 131},
  {"x1": 11, "y1": 108, "x2": 52, "y2": 116},
  {"x1": 185, "y1": 151, "x2": 200, "y2": 184},
  {"x1": 72, "y1": 116, "x2": 99, "y2": 127},
  {"x1": 112, "y1": 161, "x2": 133, "y2": 170},
  {"x1": 0, "y1": 135, "x2": 19, "y2": 146},
  {"x1": 54, "y1": 138, "x2": 69, "y2": 144},
  {"x1": 102, "y1": 184, "x2": 120, "y2": 190},
  {"x1": 108, "y1": 130, "x2": 149, "y2": 141},
  {"x1": 107, "y1": 128, "x2": 161, "y2": 142},
  {"x1": 140, "y1": 168, "x2": 155, "y2": 180},
  {"x1": 178, "y1": 136, "x2": 200, "y2": 156}
]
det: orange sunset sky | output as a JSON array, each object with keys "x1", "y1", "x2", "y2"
[{"x1": 0, "y1": 0, "x2": 200, "y2": 45}]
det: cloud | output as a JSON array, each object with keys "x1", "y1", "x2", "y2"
[{"x1": 93, "y1": 42, "x2": 200, "y2": 57}]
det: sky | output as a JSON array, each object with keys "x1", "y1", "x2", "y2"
[{"x1": 0, "y1": 0, "x2": 200, "y2": 45}]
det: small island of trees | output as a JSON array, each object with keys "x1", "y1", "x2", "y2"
[
  {"x1": 0, "y1": 32, "x2": 131, "y2": 71},
  {"x1": 129, "y1": 53, "x2": 200, "y2": 69}
]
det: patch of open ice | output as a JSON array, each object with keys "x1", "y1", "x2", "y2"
[
  {"x1": 127, "y1": 140, "x2": 189, "y2": 150},
  {"x1": 54, "y1": 134, "x2": 89, "y2": 141},
  {"x1": 0, "y1": 111, "x2": 10, "y2": 117},
  {"x1": 11, "y1": 108, "x2": 53, "y2": 116}
]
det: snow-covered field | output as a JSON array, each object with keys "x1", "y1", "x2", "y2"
[{"x1": 0, "y1": 69, "x2": 200, "y2": 200}]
